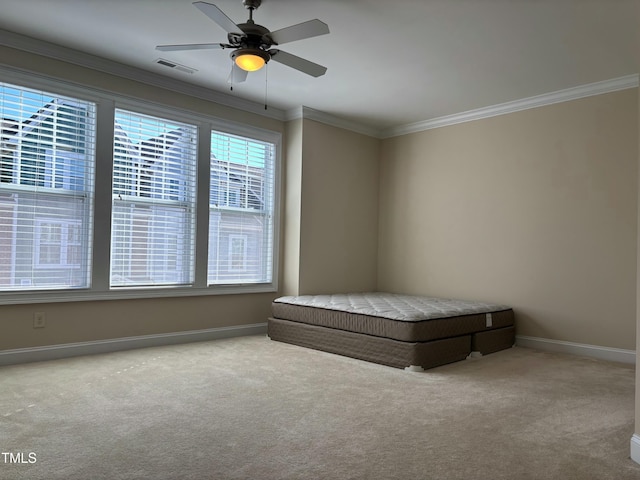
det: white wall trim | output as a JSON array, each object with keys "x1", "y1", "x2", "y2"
[
  {"x1": 516, "y1": 335, "x2": 636, "y2": 364},
  {"x1": 0, "y1": 323, "x2": 267, "y2": 366},
  {"x1": 0, "y1": 328, "x2": 635, "y2": 367},
  {"x1": 285, "y1": 106, "x2": 382, "y2": 138},
  {"x1": 382, "y1": 74, "x2": 640, "y2": 138},
  {"x1": 631, "y1": 435, "x2": 640, "y2": 465}
]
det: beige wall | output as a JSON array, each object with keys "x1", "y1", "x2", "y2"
[
  {"x1": 0, "y1": 47, "x2": 285, "y2": 351},
  {"x1": 379, "y1": 89, "x2": 638, "y2": 350},
  {"x1": 282, "y1": 119, "x2": 304, "y2": 295},
  {"x1": 0, "y1": 43, "x2": 637, "y2": 360},
  {"x1": 0, "y1": 46, "x2": 381, "y2": 351},
  {"x1": 0, "y1": 293, "x2": 276, "y2": 350},
  {"x1": 284, "y1": 119, "x2": 380, "y2": 295}
]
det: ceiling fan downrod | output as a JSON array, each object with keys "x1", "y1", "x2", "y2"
[{"x1": 243, "y1": 0, "x2": 261, "y2": 21}]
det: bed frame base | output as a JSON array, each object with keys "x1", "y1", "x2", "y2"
[
  {"x1": 268, "y1": 317, "x2": 472, "y2": 370},
  {"x1": 471, "y1": 326, "x2": 515, "y2": 354}
]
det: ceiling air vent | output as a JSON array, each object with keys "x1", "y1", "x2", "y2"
[{"x1": 155, "y1": 58, "x2": 197, "y2": 75}]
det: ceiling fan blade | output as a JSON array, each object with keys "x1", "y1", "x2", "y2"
[
  {"x1": 193, "y1": 1, "x2": 242, "y2": 34},
  {"x1": 228, "y1": 64, "x2": 248, "y2": 84},
  {"x1": 269, "y1": 50, "x2": 327, "y2": 77},
  {"x1": 267, "y1": 19, "x2": 329, "y2": 45},
  {"x1": 156, "y1": 43, "x2": 224, "y2": 52}
]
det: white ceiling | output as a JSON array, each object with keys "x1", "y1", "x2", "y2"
[{"x1": 0, "y1": 0, "x2": 637, "y2": 135}]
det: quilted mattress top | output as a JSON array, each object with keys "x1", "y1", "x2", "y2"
[{"x1": 273, "y1": 292, "x2": 511, "y2": 322}]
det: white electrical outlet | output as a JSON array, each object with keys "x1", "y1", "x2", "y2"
[{"x1": 33, "y1": 312, "x2": 46, "y2": 329}]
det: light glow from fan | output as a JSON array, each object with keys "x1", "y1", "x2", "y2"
[{"x1": 235, "y1": 53, "x2": 265, "y2": 72}]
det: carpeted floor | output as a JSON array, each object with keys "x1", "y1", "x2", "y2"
[{"x1": 1, "y1": 335, "x2": 639, "y2": 480}]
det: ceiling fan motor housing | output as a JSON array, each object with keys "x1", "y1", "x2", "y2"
[
  {"x1": 229, "y1": 20, "x2": 274, "y2": 65},
  {"x1": 230, "y1": 22, "x2": 272, "y2": 45}
]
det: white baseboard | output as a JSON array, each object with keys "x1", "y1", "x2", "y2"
[
  {"x1": 2, "y1": 329, "x2": 633, "y2": 367},
  {"x1": 0, "y1": 323, "x2": 267, "y2": 366},
  {"x1": 631, "y1": 434, "x2": 640, "y2": 465},
  {"x1": 515, "y1": 335, "x2": 636, "y2": 364}
]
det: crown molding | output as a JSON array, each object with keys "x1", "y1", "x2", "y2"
[
  {"x1": 0, "y1": 28, "x2": 287, "y2": 122},
  {"x1": 1, "y1": 28, "x2": 637, "y2": 140},
  {"x1": 285, "y1": 106, "x2": 382, "y2": 138},
  {"x1": 288, "y1": 74, "x2": 639, "y2": 139},
  {"x1": 381, "y1": 74, "x2": 639, "y2": 138}
]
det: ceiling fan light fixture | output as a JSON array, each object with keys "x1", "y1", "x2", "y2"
[{"x1": 232, "y1": 49, "x2": 269, "y2": 72}]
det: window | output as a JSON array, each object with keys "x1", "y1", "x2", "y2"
[
  {"x1": 0, "y1": 72, "x2": 279, "y2": 303},
  {"x1": 208, "y1": 131, "x2": 275, "y2": 285},
  {"x1": 110, "y1": 109, "x2": 197, "y2": 287},
  {"x1": 0, "y1": 82, "x2": 95, "y2": 290}
]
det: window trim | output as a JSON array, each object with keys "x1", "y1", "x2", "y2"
[{"x1": 0, "y1": 67, "x2": 281, "y2": 305}]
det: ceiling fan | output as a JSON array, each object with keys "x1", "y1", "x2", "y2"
[{"x1": 156, "y1": 0, "x2": 329, "y2": 83}]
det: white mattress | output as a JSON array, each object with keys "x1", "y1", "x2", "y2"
[{"x1": 273, "y1": 292, "x2": 510, "y2": 322}]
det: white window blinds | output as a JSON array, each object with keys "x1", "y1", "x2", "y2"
[
  {"x1": 208, "y1": 130, "x2": 275, "y2": 285},
  {"x1": 0, "y1": 72, "x2": 280, "y2": 302},
  {"x1": 0, "y1": 82, "x2": 96, "y2": 290},
  {"x1": 110, "y1": 109, "x2": 197, "y2": 288}
]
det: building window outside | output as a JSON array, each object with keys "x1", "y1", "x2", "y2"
[
  {"x1": 35, "y1": 219, "x2": 82, "y2": 268},
  {"x1": 228, "y1": 234, "x2": 248, "y2": 272}
]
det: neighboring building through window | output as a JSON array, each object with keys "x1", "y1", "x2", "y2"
[
  {"x1": 110, "y1": 109, "x2": 197, "y2": 287},
  {"x1": 0, "y1": 83, "x2": 95, "y2": 290},
  {"x1": 0, "y1": 75, "x2": 279, "y2": 301},
  {"x1": 208, "y1": 131, "x2": 275, "y2": 285}
]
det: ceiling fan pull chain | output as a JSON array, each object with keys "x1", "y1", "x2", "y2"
[{"x1": 264, "y1": 64, "x2": 268, "y2": 110}]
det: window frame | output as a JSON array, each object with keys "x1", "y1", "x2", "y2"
[
  {"x1": 109, "y1": 108, "x2": 199, "y2": 289},
  {"x1": 207, "y1": 129, "x2": 276, "y2": 286},
  {"x1": 0, "y1": 67, "x2": 281, "y2": 305}
]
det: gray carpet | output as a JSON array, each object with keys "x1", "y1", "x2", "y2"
[{"x1": 1, "y1": 335, "x2": 639, "y2": 480}]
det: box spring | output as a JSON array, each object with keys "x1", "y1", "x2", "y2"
[
  {"x1": 471, "y1": 326, "x2": 515, "y2": 355},
  {"x1": 268, "y1": 317, "x2": 471, "y2": 370}
]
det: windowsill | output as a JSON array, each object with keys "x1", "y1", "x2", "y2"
[{"x1": 0, "y1": 283, "x2": 277, "y2": 305}]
